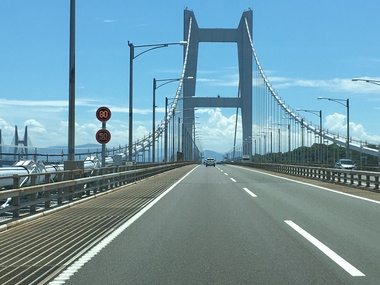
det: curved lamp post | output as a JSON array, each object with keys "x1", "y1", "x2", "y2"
[
  {"x1": 297, "y1": 109, "x2": 323, "y2": 163},
  {"x1": 128, "y1": 40, "x2": 187, "y2": 162},
  {"x1": 274, "y1": 123, "x2": 291, "y2": 162},
  {"x1": 68, "y1": 0, "x2": 76, "y2": 163},
  {"x1": 352, "y1": 78, "x2": 380, "y2": 86},
  {"x1": 318, "y1": 97, "x2": 349, "y2": 158},
  {"x1": 152, "y1": 77, "x2": 193, "y2": 163}
]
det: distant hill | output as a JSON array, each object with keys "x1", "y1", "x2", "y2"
[
  {"x1": 36, "y1": 144, "x2": 103, "y2": 155},
  {"x1": 47, "y1": 143, "x2": 100, "y2": 150},
  {"x1": 203, "y1": 150, "x2": 224, "y2": 162}
]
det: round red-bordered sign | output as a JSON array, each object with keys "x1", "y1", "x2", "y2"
[
  {"x1": 96, "y1": 129, "x2": 111, "y2": 144},
  {"x1": 96, "y1": 106, "x2": 111, "y2": 122}
]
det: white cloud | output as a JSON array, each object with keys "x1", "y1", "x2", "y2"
[
  {"x1": 103, "y1": 19, "x2": 117, "y2": 23},
  {"x1": 197, "y1": 72, "x2": 380, "y2": 96},
  {"x1": 0, "y1": 98, "x2": 99, "y2": 107},
  {"x1": 324, "y1": 113, "x2": 380, "y2": 144},
  {"x1": 196, "y1": 74, "x2": 239, "y2": 87},
  {"x1": 196, "y1": 108, "x2": 242, "y2": 152},
  {"x1": 24, "y1": 119, "x2": 48, "y2": 138},
  {"x1": 135, "y1": 125, "x2": 150, "y2": 138},
  {"x1": 324, "y1": 113, "x2": 346, "y2": 133},
  {"x1": 270, "y1": 77, "x2": 380, "y2": 95}
]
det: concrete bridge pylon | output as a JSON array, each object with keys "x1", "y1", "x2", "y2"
[{"x1": 182, "y1": 9, "x2": 253, "y2": 160}]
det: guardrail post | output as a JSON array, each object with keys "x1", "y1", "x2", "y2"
[
  {"x1": 326, "y1": 169, "x2": 331, "y2": 181},
  {"x1": 30, "y1": 175, "x2": 37, "y2": 213},
  {"x1": 110, "y1": 167, "x2": 116, "y2": 189},
  {"x1": 12, "y1": 175, "x2": 20, "y2": 218},
  {"x1": 69, "y1": 171, "x2": 75, "y2": 201},
  {"x1": 366, "y1": 174, "x2": 371, "y2": 188},
  {"x1": 119, "y1": 166, "x2": 126, "y2": 185},
  {"x1": 44, "y1": 173, "x2": 51, "y2": 208},
  {"x1": 357, "y1": 174, "x2": 362, "y2": 186},
  {"x1": 374, "y1": 175, "x2": 379, "y2": 190},
  {"x1": 55, "y1": 172, "x2": 64, "y2": 205},
  {"x1": 99, "y1": 168, "x2": 105, "y2": 192},
  {"x1": 79, "y1": 169, "x2": 86, "y2": 198},
  {"x1": 343, "y1": 172, "x2": 348, "y2": 184},
  {"x1": 94, "y1": 168, "x2": 101, "y2": 193}
]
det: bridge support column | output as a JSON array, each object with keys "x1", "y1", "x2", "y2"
[{"x1": 182, "y1": 9, "x2": 253, "y2": 160}]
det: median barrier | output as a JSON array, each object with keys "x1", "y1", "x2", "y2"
[
  {"x1": 227, "y1": 162, "x2": 380, "y2": 192},
  {"x1": 0, "y1": 162, "x2": 190, "y2": 219}
]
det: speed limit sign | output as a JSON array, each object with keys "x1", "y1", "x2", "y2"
[
  {"x1": 96, "y1": 129, "x2": 111, "y2": 144},
  {"x1": 96, "y1": 106, "x2": 111, "y2": 122}
]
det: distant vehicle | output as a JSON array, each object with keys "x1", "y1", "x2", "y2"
[
  {"x1": 205, "y1": 157, "x2": 216, "y2": 167},
  {"x1": 334, "y1": 159, "x2": 356, "y2": 170}
]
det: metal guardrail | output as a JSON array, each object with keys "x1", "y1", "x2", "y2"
[
  {"x1": 229, "y1": 162, "x2": 380, "y2": 191},
  {"x1": 0, "y1": 162, "x2": 189, "y2": 219}
]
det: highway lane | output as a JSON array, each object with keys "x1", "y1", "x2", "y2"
[
  {"x1": 56, "y1": 164, "x2": 380, "y2": 285},
  {"x1": 221, "y1": 165, "x2": 380, "y2": 282}
]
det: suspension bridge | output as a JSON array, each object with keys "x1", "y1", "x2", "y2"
[
  {"x1": 130, "y1": 8, "x2": 380, "y2": 165},
  {"x1": 1, "y1": 8, "x2": 379, "y2": 168},
  {"x1": 3, "y1": 8, "x2": 380, "y2": 284}
]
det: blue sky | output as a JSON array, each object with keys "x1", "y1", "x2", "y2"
[{"x1": 1, "y1": 0, "x2": 379, "y2": 154}]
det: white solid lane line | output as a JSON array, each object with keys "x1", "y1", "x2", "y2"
[
  {"x1": 285, "y1": 220, "x2": 365, "y2": 277},
  {"x1": 243, "y1": 188, "x2": 257, "y2": 197}
]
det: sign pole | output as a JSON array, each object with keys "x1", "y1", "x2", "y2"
[
  {"x1": 102, "y1": 122, "x2": 106, "y2": 167},
  {"x1": 95, "y1": 106, "x2": 112, "y2": 167}
]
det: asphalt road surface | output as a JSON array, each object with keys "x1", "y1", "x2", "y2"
[{"x1": 54, "y1": 164, "x2": 380, "y2": 285}]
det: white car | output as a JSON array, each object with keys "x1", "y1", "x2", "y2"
[
  {"x1": 334, "y1": 159, "x2": 356, "y2": 170},
  {"x1": 205, "y1": 158, "x2": 216, "y2": 167}
]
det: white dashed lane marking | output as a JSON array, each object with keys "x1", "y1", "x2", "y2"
[
  {"x1": 285, "y1": 220, "x2": 365, "y2": 277},
  {"x1": 243, "y1": 188, "x2": 257, "y2": 197}
]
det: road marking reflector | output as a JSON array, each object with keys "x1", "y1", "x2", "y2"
[{"x1": 285, "y1": 220, "x2": 365, "y2": 277}]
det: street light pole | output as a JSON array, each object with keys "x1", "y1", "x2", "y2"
[
  {"x1": 297, "y1": 109, "x2": 323, "y2": 162},
  {"x1": 152, "y1": 78, "x2": 157, "y2": 163},
  {"x1": 164, "y1": 97, "x2": 168, "y2": 163},
  {"x1": 128, "y1": 41, "x2": 187, "y2": 163},
  {"x1": 172, "y1": 109, "x2": 175, "y2": 162},
  {"x1": 352, "y1": 78, "x2": 380, "y2": 86},
  {"x1": 68, "y1": 0, "x2": 75, "y2": 162},
  {"x1": 273, "y1": 123, "x2": 290, "y2": 163},
  {"x1": 347, "y1": 98, "x2": 350, "y2": 158},
  {"x1": 151, "y1": 76, "x2": 193, "y2": 163},
  {"x1": 318, "y1": 97, "x2": 349, "y2": 158},
  {"x1": 128, "y1": 42, "x2": 134, "y2": 163}
]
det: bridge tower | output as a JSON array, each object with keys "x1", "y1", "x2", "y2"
[
  {"x1": 14, "y1": 125, "x2": 29, "y2": 159},
  {"x1": 182, "y1": 9, "x2": 253, "y2": 160}
]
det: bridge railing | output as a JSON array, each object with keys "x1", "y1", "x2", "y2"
[
  {"x1": 0, "y1": 162, "x2": 190, "y2": 220},
  {"x1": 228, "y1": 162, "x2": 380, "y2": 192}
]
